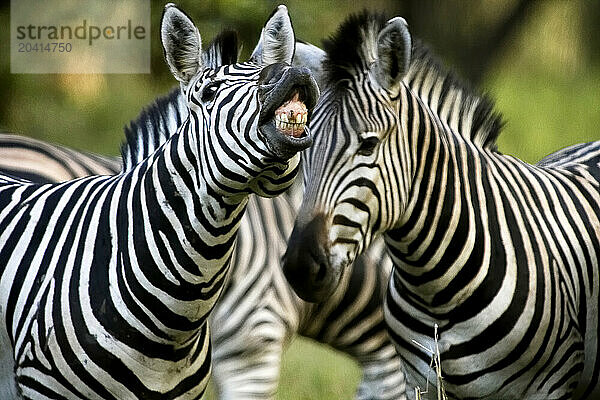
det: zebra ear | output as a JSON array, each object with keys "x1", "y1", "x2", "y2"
[
  {"x1": 293, "y1": 41, "x2": 326, "y2": 88},
  {"x1": 372, "y1": 17, "x2": 411, "y2": 95},
  {"x1": 161, "y1": 4, "x2": 203, "y2": 85},
  {"x1": 251, "y1": 5, "x2": 295, "y2": 66}
]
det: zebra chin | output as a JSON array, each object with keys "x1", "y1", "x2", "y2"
[
  {"x1": 258, "y1": 66, "x2": 319, "y2": 160},
  {"x1": 281, "y1": 213, "x2": 343, "y2": 303}
]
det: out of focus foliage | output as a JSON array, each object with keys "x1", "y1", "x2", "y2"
[{"x1": 0, "y1": 1, "x2": 598, "y2": 398}]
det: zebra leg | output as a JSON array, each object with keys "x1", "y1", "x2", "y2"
[
  {"x1": 209, "y1": 194, "x2": 299, "y2": 400},
  {"x1": 210, "y1": 295, "x2": 291, "y2": 400},
  {"x1": 355, "y1": 343, "x2": 408, "y2": 400}
]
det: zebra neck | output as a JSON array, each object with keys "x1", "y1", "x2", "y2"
[
  {"x1": 119, "y1": 131, "x2": 248, "y2": 327},
  {"x1": 385, "y1": 88, "x2": 485, "y2": 311}
]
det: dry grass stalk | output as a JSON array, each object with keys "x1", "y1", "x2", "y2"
[{"x1": 412, "y1": 324, "x2": 448, "y2": 400}]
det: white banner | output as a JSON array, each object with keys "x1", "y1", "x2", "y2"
[{"x1": 11, "y1": 0, "x2": 151, "y2": 73}]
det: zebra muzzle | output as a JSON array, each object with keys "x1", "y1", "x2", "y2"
[
  {"x1": 282, "y1": 213, "x2": 341, "y2": 303},
  {"x1": 258, "y1": 66, "x2": 319, "y2": 159}
]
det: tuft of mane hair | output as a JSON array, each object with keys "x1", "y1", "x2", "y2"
[
  {"x1": 121, "y1": 30, "x2": 241, "y2": 171},
  {"x1": 201, "y1": 29, "x2": 240, "y2": 68},
  {"x1": 322, "y1": 11, "x2": 387, "y2": 86},
  {"x1": 322, "y1": 10, "x2": 503, "y2": 151}
]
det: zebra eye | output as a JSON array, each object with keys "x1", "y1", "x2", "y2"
[
  {"x1": 201, "y1": 82, "x2": 221, "y2": 103},
  {"x1": 357, "y1": 137, "x2": 379, "y2": 156}
]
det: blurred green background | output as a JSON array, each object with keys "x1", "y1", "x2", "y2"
[{"x1": 0, "y1": 0, "x2": 598, "y2": 398}]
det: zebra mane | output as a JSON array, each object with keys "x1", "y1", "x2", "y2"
[
  {"x1": 120, "y1": 30, "x2": 240, "y2": 171},
  {"x1": 201, "y1": 29, "x2": 240, "y2": 69},
  {"x1": 322, "y1": 11, "x2": 503, "y2": 150},
  {"x1": 121, "y1": 87, "x2": 186, "y2": 171}
]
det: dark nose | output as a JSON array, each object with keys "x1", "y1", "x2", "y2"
[{"x1": 282, "y1": 214, "x2": 339, "y2": 302}]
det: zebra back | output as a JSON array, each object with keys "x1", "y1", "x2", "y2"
[{"x1": 0, "y1": 134, "x2": 120, "y2": 181}]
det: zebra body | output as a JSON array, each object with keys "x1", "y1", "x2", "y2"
[
  {"x1": 283, "y1": 12, "x2": 600, "y2": 399},
  {"x1": 0, "y1": 40, "x2": 407, "y2": 400},
  {"x1": 0, "y1": 4, "x2": 319, "y2": 399},
  {"x1": 212, "y1": 193, "x2": 404, "y2": 400}
]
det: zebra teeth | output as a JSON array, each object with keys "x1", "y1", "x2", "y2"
[
  {"x1": 274, "y1": 115, "x2": 306, "y2": 138},
  {"x1": 274, "y1": 91, "x2": 308, "y2": 138}
]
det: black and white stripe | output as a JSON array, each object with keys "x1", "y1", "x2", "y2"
[
  {"x1": 283, "y1": 11, "x2": 600, "y2": 400},
  {"x1": 120, "y1": 33, "x2": 407, "y2": 399},
  {"x1": 0, "y1": 4, "x2": 318, "y2": 399}
]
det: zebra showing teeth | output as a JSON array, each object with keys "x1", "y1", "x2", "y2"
[
  {"x1": 0, "y1": 4, "x2": 317, "y2": 399},
  {"x1": 257, "y1": 61, "x2": 318, "y2": 159}
]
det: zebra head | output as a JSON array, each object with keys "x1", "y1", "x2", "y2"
[
  {"x1": 282, "y1": 13, "x2": 412, "y2": 302},
  {"x1": 161, "y1": 4, "x2": 319, "y2": 198}
]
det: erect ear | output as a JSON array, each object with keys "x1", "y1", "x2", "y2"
[
  {"x1": 293, "y1": 40, "x2": 326, "y2": 89},
  {"x1": 371, "y1": 17, "x2": 411, "y2": 96},
  {"x1": 201, "y1": 30, "x2": 239, "y2": 70},
  {"x1": 250, "y1": 5, "x2": 295, "y2": 66},
  {"x1": 161, "y1": 3, "x2": 203, "y2": 85}
]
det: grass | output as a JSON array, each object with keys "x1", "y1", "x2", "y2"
[
  {"x1": 413, "y1": 325, "x2": 448, "y2": 400},
  {"x1": 489, "y1": 67, "x2": 600, "y2": 164},
  {"x1": 277, "y1": 338, "x2": 362, "y2": 400},
  {"x1": 202, "y1": 338, "x2": 362, "y2": 399}
]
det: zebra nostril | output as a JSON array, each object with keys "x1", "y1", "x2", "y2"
[
  {"x1": 309, "y1": 247, "x2": 329, "y2": 284},
  {"x1": 315, "y1": 262, "x2": 327, "y2": 283}
]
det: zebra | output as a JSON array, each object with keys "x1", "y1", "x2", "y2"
[
  {"x1": 0, "y1": 35, "x2": 407, "y2": 400},
  {"x1": 0, "y1": 3, "x2": 320, "y2": 398},
  {"x1": 282, "y1": 11, "x2": 600, "y2": 400},
  {"x1": 0, "y1": 134, "x2": 120, "y2": 183}
]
